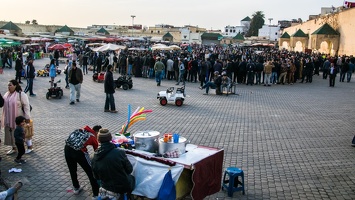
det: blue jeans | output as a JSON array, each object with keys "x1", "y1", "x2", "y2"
[
  {"x1": 105, "y1": 93, "x2": 116, "y2": 111},
  {"x1": 128, "y1": 64, "x2": 132, "y2": 75},
  {"x1": 177, "y1": 70, "x2": 185, "y2": 85},
  {"x1": 2, "y1": 187, "x2": 17, "y2": 200},
  {"x1": 161, "y1": 70, "x2": 165, "y2": 79},
  {"x1": 69, "y1": 83, "x2": 81, "y2": 102},
  {"x1": 271, "y1": 72, "x2": 278, "y2": 84},
  {"x1": 24, "y1": 78, "x2": 34, "y2": 95},
  {"x1": 149, "y1": 68, "x2": 154, "y2": 78},
  {"x1": 346, "y1": 71, "x2": 352, "y2": 82},
  {"x1": 83, "y1": 65, "x2": 88, "y2": 74},
  {"x1": 65, "y1": 74, "x2": 69, "y2": 87},
  {"x1": 155, "y1": 71, "x2": 162, "y2": 84},
  {"x1": 255, "y1": 72, "x2": 261, "y2": 84},
  {"x1": 202, "y1": 81, "x2": 216, "y2": 94}
]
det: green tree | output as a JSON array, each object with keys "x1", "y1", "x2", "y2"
[
  {"x1": 25, "y1": 20, "x2": 30, "y2": 24},
  {"x1": 31, "y1": 19, "x2": 38, "y2": 25},
  {"x1": 247, "y1": 11, "x2": 265, "y2": 37}
]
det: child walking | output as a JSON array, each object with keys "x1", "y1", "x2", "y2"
[{"x1": 14, "y1": 116, "x2": 27, "y2": 164}]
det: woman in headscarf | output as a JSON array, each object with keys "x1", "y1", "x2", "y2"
[{"x1": 2, "y1": 79, "x2": 31, "y2": 155}]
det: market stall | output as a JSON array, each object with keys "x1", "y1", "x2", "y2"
[
  {"x1": 114, "y1": 105, "x2": 224, "y2": 199},
  {"x1": 125, "y1": 144, "x2": 224, "y2": 200}
]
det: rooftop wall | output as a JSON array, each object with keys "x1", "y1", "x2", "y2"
[{"x1": 283, "y1": 8, "x2": 355, "y2": 56}]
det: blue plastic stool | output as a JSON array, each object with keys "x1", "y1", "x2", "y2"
[{"x1": 222, "y1": 167, "x2": 245, "y2": 197}]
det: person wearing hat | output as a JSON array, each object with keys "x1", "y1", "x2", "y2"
[
  {"x1": 91, "y1": 128, "x2": 135, "y2": 199},
  {"x1": 198, "y1": 71, "x2": 222, "y2": 95},
  {"x1": 64, "y1": 125, "x2": 102, "y2": 198},
  {"x1": 220, "y1": 71, "x2": 232, "y2": 93}
]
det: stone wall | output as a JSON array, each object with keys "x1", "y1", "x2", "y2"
[{"x1": 283, "y1": 8, "x2": 355, "y2": 56}]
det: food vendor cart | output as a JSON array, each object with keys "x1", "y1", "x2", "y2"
[{"x1": 126, "y1": 144, "x2": 224, "y2": 200}]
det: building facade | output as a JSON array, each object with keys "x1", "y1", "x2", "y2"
[
  {"x1": 258, "y1": 25, "x2": 280, "y2": 43},
  {"x1": 280, "y1": 7, "x2": 355, "y2": 56}
]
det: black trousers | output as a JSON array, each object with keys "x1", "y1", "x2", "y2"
[
  {"x1": 64, "y1": 145, "x2": 99, "y2": 196},
  {"x1": 323, "y1": 71, "x2": 328, "y2": 79},
  {"x1": 329, "y1": 74, "x2": 336, "y2": 87},
  {"x1": 15, "y1": 142, "x2": 25, "y2": 160},
  {"x1": 15, "y1": 70, "x2": 22, "y2": 83}
]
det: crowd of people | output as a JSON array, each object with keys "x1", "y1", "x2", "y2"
[
  {"x1": 63, "y1": 44, "x2": 355, "y2": 90},
  {"x1": 0, "y1": 42, "x2": 354, "y2": 199},
  {"x1": 2, "y1": 42, "x2": 354, "y2": 91}
]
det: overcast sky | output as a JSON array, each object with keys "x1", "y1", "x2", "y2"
[{"x1": 2, "y1": 0, "x2": 343, "y2": 30}]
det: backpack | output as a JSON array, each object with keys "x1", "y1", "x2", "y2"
[{"x1": 65, "y1": 129, "x2": 91, "y2": 150}]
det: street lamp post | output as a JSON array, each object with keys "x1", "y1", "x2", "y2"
[
  {"x1": 268, "y1": 18, "x2": 273, "y2": 44},
  {"x1": 131, "y1": 15, "x2": 136, "y2": 37}
]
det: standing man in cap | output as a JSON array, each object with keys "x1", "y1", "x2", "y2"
[
  {"x1": 64, "y1": 125, "x2": 102, "y2": 198},
  {"x1": 92, "y1": 128, "x2": 135, "y2": 199},
  {"x1": 68, "y1": 62, "x2": 83, "y2": 105},
  {"x1": 154, "y1": 57, "x2": 165, "y2": 86}
]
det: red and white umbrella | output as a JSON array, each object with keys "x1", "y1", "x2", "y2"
[{"x1": 48, "y1": 44, "x2": 68, "y2": 51}]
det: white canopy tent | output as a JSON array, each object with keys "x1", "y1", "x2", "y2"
[{"x1": 92, "y1": 43, "x2": 126, "y2": 52}]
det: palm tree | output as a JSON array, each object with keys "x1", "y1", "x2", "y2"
[{"x1": 247, "y1": 11, "x2": 265, "y2": 37}]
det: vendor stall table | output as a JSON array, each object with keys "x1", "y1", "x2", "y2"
[{"x1": 126, "y1": 144, "x2": 224, "y2": 200}]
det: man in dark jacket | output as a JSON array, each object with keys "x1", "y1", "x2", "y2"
[
  {"x1": 82, "y1": 52, "x2": 89, "y2": 75},
  {"x1": 246, "y1": 60, "x2": 255, "y2": 85},
  {"x1": 329, "y1": 62, "x2": 338, "y2": 87},
  {"x1": 15, "y1": 54, "x2": 23, "y2": 84},
  {"x1": 92, "y1": 128, "x2": 135, "y2": 199},
  {"x1": 95, "y1": 54, "x2": 102, "y2": 73},
  {"x1": 104, "y1": 65, "x2": 117, "y2": 113},
  {"x1": 237, "y1": 59, "x2": 247, "y2": 84},
  {"x1": 68, "y1": 62, "x2": 83, "y2": 105},
  {"x1": 24, "y1": 58, "x2": 36, "y2": 96}
]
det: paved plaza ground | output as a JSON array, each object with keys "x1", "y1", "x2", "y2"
[{"x1": 0, "y1": 58, "x2": 354, "y2": 200}]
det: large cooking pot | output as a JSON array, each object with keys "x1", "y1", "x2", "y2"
[
  {"x1": 133, "y1": 131, "x2": 160, "y2": 153},
  {"x1": 159, "y1": 136, "x2": 188, "y2": 155}
]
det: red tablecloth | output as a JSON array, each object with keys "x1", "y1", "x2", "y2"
[{"x1": 190, "y1": 148, "x2": 224, "y2": 200}]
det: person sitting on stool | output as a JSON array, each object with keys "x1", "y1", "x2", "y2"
[{"x1": 199, "y1": 71, "x2": 222, "y2": 95}]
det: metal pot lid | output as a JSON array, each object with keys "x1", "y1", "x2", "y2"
[
  {"x1": 159, "y1": 136, "x2": 187, "y2": 143},
  {"x1": 134, "y1": 131, "x2": 160, "y2": 138}
]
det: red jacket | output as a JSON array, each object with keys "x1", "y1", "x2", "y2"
[
  {"x1": 187, "y1": 61, "x2": 192, "y2": 70},
  {"x1": 81, "y1": 126, "x2": 99, "y2": 153}
]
